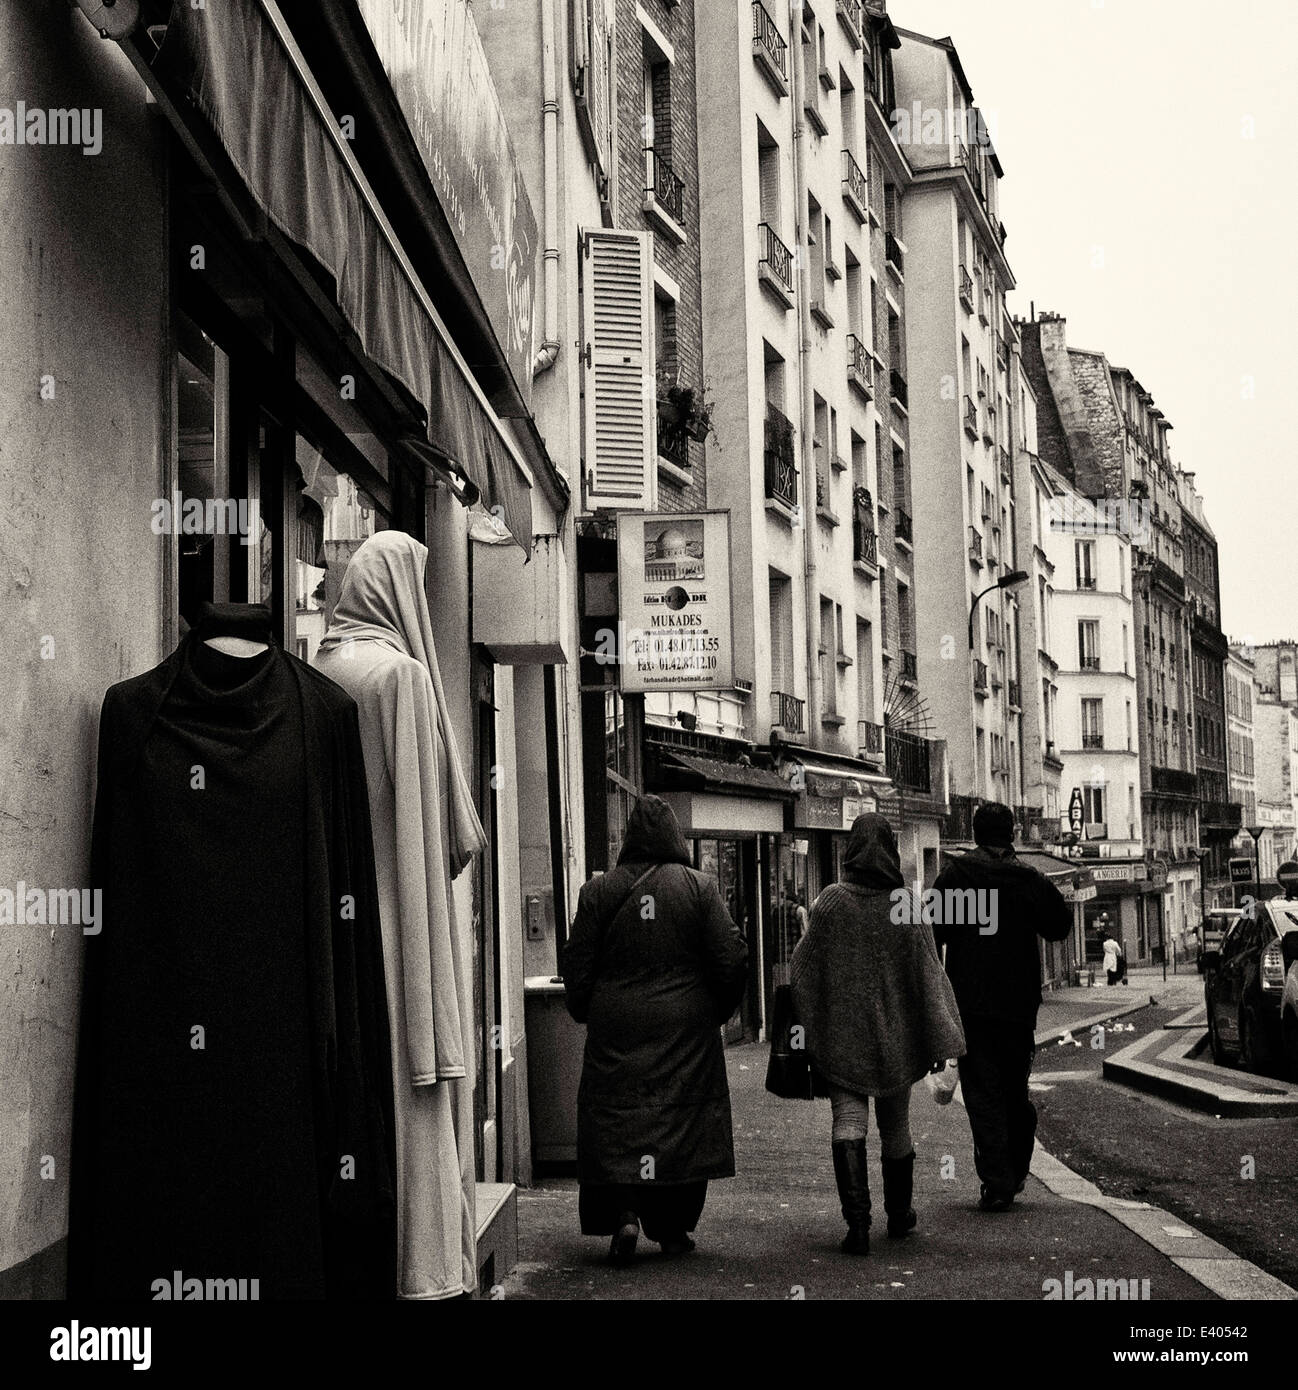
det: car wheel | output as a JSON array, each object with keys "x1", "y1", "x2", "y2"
[
  {"x1": 1240, "y1": 1009, "x2": 1276, "y2": 1076},
  {"x1": 1207, "y1": 1009, "x2": 1227, "y2": 1065}
]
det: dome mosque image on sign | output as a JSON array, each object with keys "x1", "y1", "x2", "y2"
[{"x1": 645, "y1": 520, "x2": 705, "y2": 583}]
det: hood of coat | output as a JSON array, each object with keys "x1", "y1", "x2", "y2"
[
  {"x1": 617, "y1": 795, "x2": 693, "y2": 868},
  {"x1": 841, "y1": 812, "x2": 905, "y2": 892}
]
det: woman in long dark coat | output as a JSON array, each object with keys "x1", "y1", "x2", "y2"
[
  {"x1": 791, "y1": 814, "x2": 965, "y2": 1256},
  {"x1": 563, "y1": 796, "x2": 748, "y2": 1264}
]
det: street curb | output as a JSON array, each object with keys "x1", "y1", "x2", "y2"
[
  {"x1": 1101, "y1": 1028, "x2": 1298, "y2": 1118},
  {"x1": 1024, "y1": 1143, "x2": 1298, "y2": 1302},
  {"x1": 1033, "y1": 994, "x2": 1154, "y2": 1048}
]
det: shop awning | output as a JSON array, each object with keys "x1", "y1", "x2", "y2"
[
  {"x1": 1014, "y1": 850, "x2": 1079, "y2": 884},
  {"x1": 655, "y1": 752, "x2": 792, "y2": 799},
  {"x1": 141, "y1": 0, "x2": 535, "y2": 549}
]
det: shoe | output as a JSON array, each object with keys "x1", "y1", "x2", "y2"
[
  {"x1": 978, "y1": 1184, "x2": 1014, "y2": 1213},
  {"x1": 658, "y1": 1235, "x2": 696, "y2": 1257},
  {"x1": 880, "y1": 1151, "x2": 918, "y2": 1239},
  {"x1": 608, "y1": 1213, "x2": 639, "y2": 1266},
  {"x1": 831, "y1": 1138, "x2": 872, "y2": 1255},
  {"x1": 1014, "y1": 1177, "x2": 1026, "y2": 1195}
]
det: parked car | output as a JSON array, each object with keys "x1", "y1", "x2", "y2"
[
  {"x1": 1197, "y1": 908, "x2": 1239, "y2": 973},
  {"x1": 1203, "y1": 898, "x2": 1298, "y2": 1074},
  {"x1": 1282, "y1": 942, "x2": 1298, "y2": 1082}
]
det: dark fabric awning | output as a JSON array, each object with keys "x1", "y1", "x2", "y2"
[
  {"x1": 655, "y1": 752, "x2": 792, "y2": 798},
  {"x1": 153, "y1": 0, "x2": 534, "y2": 549}
]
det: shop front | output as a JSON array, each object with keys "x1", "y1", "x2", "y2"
[{"x1": 1080, "y1": 861, "x2": 1165, "y2": 969}]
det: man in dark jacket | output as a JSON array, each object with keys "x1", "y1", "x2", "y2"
[
  {"x1": 562, "y1": 796, "x2": 748, "y2": 1264},
  {"x1": 932, "y1": 802, "x2": 1072, "y2": 1211}
]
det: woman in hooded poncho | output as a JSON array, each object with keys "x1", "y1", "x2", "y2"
[
  {"x1": 791, "y1": 813, "x2": 965, "y2": 1255},
  {"x1": 562, "y1": 796, "x2": 748, "y2": 1265}
]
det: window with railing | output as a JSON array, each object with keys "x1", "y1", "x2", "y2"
[
  {"x1": 959, "y1": 264, "x2": 974, "y2": 309},
  {"x1": 644, "y1": 146, "x2": 686, "y2": 225},
  {"x1": 751, "y1": 1, "x2": 789, "y2": 90},
  {"x1": 1081, "y1": 697, "x2": 1104, "y2": 749},
  {"x1": 973, "y1": 657, "x2": 989, "y2": 693},
  {"x1": 858, "y1": 719, "x2": 884, "y2": 756},
  {"x1": 764, "y1": 404, "x2": 798, "y2": 508},
  {"x1": 1078, "y1": 619, "x2": 1100, "y2": 670},
  {"x1": 967, "y1": 525, "x2": 983, "y2": 562},
  {"x1": 846, "y1": 333, "x2": 873, "y2": 396},
  {"x1": 758, "y1": 221, "x2": 794, "y2": 297},
  {"x1": 841, "y1": 148, "x2": 868, "y2": 220},
  {"x1": 963, "y1": 396, "x2": 978, "y2": 437},
  {"x1": 771, "y1": 689, "x2": 805, "y2": 733},
  {"x1": 887, "y1": 728, "x2": 931, "y2": 792},
  {"x1": 852, "y1": 489, "x2": 877, "y2": 566},
  {"x1": 885, "y1": 231, "x2": 904, "y2": 275}
]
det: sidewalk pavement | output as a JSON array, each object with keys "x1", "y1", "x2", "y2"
[{"x1": 502, "y1": 1025, "x2": 1290, "y2": 1301}]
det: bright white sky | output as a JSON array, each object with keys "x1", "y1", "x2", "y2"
[{"x1": 896, "y1": 0, "x2": 1298, "y2": 643}]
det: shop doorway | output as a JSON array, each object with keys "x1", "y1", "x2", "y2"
[
  {"x1": 694, "y1": 839, "x2": 759, "y2": 1042},
  {"x1": 472, "y1": 654, "x2": 504, "y2": 1184}
]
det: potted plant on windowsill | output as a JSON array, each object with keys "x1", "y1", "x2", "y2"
[{"x1": 656, "y1": 381, "x2": 717, "y2": 444}]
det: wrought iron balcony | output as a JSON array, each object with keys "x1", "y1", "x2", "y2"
[
  {"x1": 751, "y1": 1, "x2": 789, "y2": 92},
  {"x1": 887, "y1": 728, "x2": 931, "y2": 793},
  {"x1": 890, "y1": 368, "x2": 908, "y2": 408},
  {"x1": 837, "y1": 0, "x2": 863, "y2": 45},
  {"x1": 757, "y1": 221, "x2": 794, "y2": 299},
  {"x1": 656, "y1": 411, "x2": 689, "y2": 469},
  {"x1": 1080, "y1": 655, "x2": 1101, "y2": 670},
  {"x1": 967, "y1": 525, "x2": 983, "y2": 564},
  {"x1": 963, "y1": 395, "x2": 978, "y2": 438},
  {"x1": 644, "y1": 147, "x2": 686, "y2": 226},
  {"x1": 885, "y1": 231, "x2": 904, "y2": 275},
  {"x1": 895, "y1": 507, "x2": 912, "y2": 545},
  {"x1": 841, "y1": 148, "x2": 869, "y2": 221},
  {"x1": 763, "y1": 404, "x2": 798, "y2": 509},
  {"x1": 846, "y1": 332, "x2": 874, "y2": 397},
  {"x1": 901, "y1": 649, "x2": 918, "y2": 682},
  {"x1": 771, "y1": 689, "x2": 805, "y2": 733},
  {"x1": 1081, "y1": 732, "x2": 1104, "y2": 749},
  {"x1": 959, "y1": 263, "x2": 975, "y2": 310},
  {"x1": 973, "y1": 657, "x2": 989, "y2": 694},
  {"x1": 1151, "y1": 766, "x2": 1198, "y2": 799},
  {"x1": 1007, "y1": 679, "x2": 1021, "y2": 708},
  {"x1": 858, "y1": 719, "x2": 884, "y2": 757}
]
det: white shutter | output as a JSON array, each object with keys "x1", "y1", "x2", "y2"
[{"x1": 581, "y1": 227, "x2": 656, "y2": 511}]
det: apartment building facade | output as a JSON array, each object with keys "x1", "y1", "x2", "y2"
[
  {"x1": 890, "y1": 29, "x2": 1025, "y2": 840},
  {"x1": 1180, "y1": 473, "x2": 1237, "y2": 909},
  {"x1": 1225, "y1": 644, "x2": 1258, "y2": 898}
]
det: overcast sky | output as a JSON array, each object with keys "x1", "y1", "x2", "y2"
[{"x1": 896, "y1": 0, "x2": 1298, "y2": 644}]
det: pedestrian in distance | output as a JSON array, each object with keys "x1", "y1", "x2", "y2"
[
  {"x1": 1103, "y1": 934, "x2": 1124, "y2": 986},
  {"x1": 790, "y1": 814, "x2": 965, "y2": 1256},
  {"x1": 932, "y1": 802, "x2": 1072, "y2": 1213},
  {"x1": 562, "y1": 796, "x2": 748, "y2": 1267}
]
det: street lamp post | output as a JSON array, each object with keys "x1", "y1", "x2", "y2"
[{"x1": 968, "y1": 569, "x2": 1031, "y2": 650}]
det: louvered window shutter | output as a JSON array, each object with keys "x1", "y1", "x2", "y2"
[{"x1": 581, "y1": 228, "x2": 656, "y2": 511}]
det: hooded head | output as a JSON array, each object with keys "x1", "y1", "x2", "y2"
[
  {"x1": 841, "y1": 812, "x2": 905, "y2": 891},
  {"x1": 973, "y1": 801, "x2": 1016, "y2": 850},
  {"x1": 617, "y1": 795, "x2": 692, "y2": 868}
]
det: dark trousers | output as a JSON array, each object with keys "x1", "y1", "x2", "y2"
[
  {"x1": 957, "y1": 1018, "x2": 1037, "y2": 1199},
  {"x1": 578, "y1": 1182, "x2": 708, "y2": 1241}
]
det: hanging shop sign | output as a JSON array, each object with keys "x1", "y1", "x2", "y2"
[
  {"x1": 356, "y1": 0, "x2": 539, "y2": 400},
  {"x1": 1088, "y1": 863, "x2": 1147, "y2": 885},
  {"x1": 1068, "y1": 788, "x2": 1085, "y2": 837},
  {"x1": 616, "y1": 511, "x2": 733, "y2": 693},
  {"x1": 1229, "y1": 857, "x2": 1253, "y2": 884}
]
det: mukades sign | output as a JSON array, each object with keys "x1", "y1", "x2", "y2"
[
  {"x1": 357, "y1": 0, "x2": 538, "y2": 401},
  {"x1": 616, "y1": 512, "x2": 733, "y2": 693}
]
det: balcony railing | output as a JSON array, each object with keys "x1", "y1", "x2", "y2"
[
  {"x1": 1007, "y1": 679, "x2": 1021, "y2": 708},
  {"x1": 901, "y1": 649, "x2": 918, "y2": 682},
  {"x1": 973, "y1": 657, "x2": 989, "y2": 694},
  {"x1": 656, "y1": 411, "x2": 689, "y2": 469},
  {"x1": 958, "y1": 263, "x2": 975, "y2": 309},
  {"x1": 771, "y1": 689, "x2": 805, "y2": 733},
  {"x1": 644, "y1": 147, "x2": 685, "y2": 224},
  {"x1": 1081, "y1": 732, "x2": 1104, "y2": 749},
  {"x1": 895, "y1": 507, "x2": 912, "y2": 544},
  {"x1": 1151, "y1": 766, "x2": 1198, "y2": 798},
  {"x1": 1200, "y1": 800, "x2": 1243, "y2": 830},
  {"x1": 841, "y1": 148, "x2": 869, "y2": 220},
  {"x1": 846, "y1": 332, "x2": 873, "y2": 397},
  {"x1": 967, "y1": 525, "x2": 983, "y2": 563},
  {"x1": 858, "y1": 719, "x2": 884, "y2": 757},
  {"x1": 1079, "y1": 655, "x2": 1101, "y2": 670},
  {"x1": 884, "y1": 231, "x2": 904, "y2": 276},
  {"x1": 836, "y1": 0, "x2": 863, "y2": 45},
  {"x1": 757, "y1": 221, "x2": 794, "y2": 298},
  {"x1": 763, "y1": 404, "x2": 798, "y2": 509},
  {"x1": 887, "y1": 728, "x2": 931, "y2": 793},
  {"x1": 963, "y1": 395, "x2": 978, "y2": 438},
  {"x1": 889, "y1": 368, "x2": 908, "y2": 408},
  {"x1": 751, "y1": 1, "x2": 789, "y2": 90},
  {"x1": 852, "y1": 503, "x2": 877, "y2": 567}
]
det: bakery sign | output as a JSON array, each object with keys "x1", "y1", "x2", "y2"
[{"x1": 616, "y1": 511, "x2": 734, "y2": 693}]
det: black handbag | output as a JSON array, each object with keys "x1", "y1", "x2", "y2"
[{"x1": 764, "y1": 983, "x2": 816, "y2": 1100}]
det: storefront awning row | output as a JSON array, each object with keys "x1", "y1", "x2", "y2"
[{"x1": 145, "y1": 0, "x2": 536, "y2": 549}]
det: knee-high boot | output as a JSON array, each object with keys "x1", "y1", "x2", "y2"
[
  {"x1": 831, "y1": 1138, "x2": 871, "y2": 1255},
  {"x1": 880, "y1": 1150, "x2": 917, "y2": 1237}
]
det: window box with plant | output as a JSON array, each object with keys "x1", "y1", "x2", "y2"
[{"x1": 656, "y1": 376, "x2": 717, "y2": 445}]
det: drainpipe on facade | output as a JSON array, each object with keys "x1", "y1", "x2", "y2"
[
  {"x1": 789, "y1": 0, "x2": 822, "y2": 749},
  {"x1": 533, "y1": 0, "x2": 561, "y2": 376}
]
